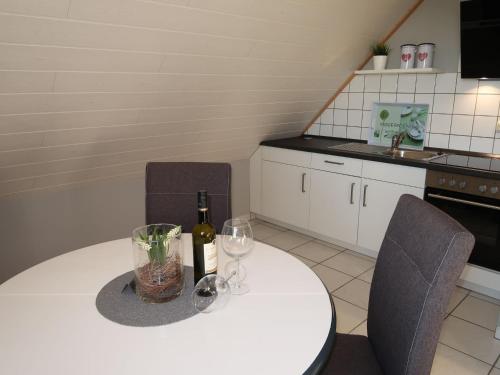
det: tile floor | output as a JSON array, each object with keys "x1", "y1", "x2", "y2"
[{"x1": 251, "y1": 218, "x2": 500, "y2": 375}]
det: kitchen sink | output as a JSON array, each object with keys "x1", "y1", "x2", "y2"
[
  {"x1": 378, "y1": 149, "x2": 445, "y2": 161},
  {"x1": 328, "y1": 142, "x2": 445, "y2": 161}
]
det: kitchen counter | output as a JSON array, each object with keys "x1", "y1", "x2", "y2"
[{"x1": 260, "y1": 136, "x2": 500, "y2": 180}]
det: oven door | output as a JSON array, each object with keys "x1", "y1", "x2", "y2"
[{"x1": 425, "y1": 187, "x2": 500, "y2": 272}]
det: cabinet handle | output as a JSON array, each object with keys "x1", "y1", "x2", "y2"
[
  {"x1": 324, "y1": 160, "x2": 344, "y2": 165},
  {"x1": 301, "y1": 173, "x2": 306, "y2": 193},
  {"x1": 350, "y1": 182, "x2": 355, "y2": 205},
  {"x1": 362, "y1": 184, "x2": 368, "y2": 207}
]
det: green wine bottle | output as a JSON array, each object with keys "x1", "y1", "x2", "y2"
[{"x1": 192, "y1": 190, "x2": 217, "y2": 284}]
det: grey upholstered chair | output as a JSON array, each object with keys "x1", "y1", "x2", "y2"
[
  {"x1": 145, "y1": 162, "x2": 231, "y2": 233},
  {"x1": 323, "y1": 194, "x2": 475, "y2": 375}
]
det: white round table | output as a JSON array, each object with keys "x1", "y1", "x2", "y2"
[{"x1": 0, "y1": 235, "x2": 334, "y2": 375}]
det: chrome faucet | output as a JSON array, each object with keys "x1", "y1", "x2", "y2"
[{"x1": 391, "y1": 132, "x2": 405, "y2": 152}]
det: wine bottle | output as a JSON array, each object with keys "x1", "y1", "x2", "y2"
[{"x1": 192, "y1": 190, "x2": 217, "y2": 284}]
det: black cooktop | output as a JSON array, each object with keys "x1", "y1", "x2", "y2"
[{"x1": 430, "y1": 154, "x2": 500, "y2": 172}]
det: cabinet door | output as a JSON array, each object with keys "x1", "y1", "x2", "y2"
[
  {"x1": 261, "y1": 160, "x2": 309, "y2": 228},
  {"x1": 309, "y1": 170, "x2": 361, "y2": 246},
  {"x1": 357, "y1": 178, "x2": 424, "y2": 253}
]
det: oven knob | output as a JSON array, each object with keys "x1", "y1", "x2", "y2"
[
  {"x1": 448, "y1": 179, "x2": 456, "y2": 187},
  {"x1": 438, "y1": 177, "x2": 446, "y2": 185},
  {"x1": 491, "y1": 186, "x2": 499, "y2": 194},
  {"x1": 458, "y1": 181, "x2": 467, "y2": 189},
  {"x1": 478, "y1": 185, "x2": 487, "y2": 193}
]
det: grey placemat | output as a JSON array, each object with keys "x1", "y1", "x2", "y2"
[{"x1": 96, "y1": 267, "x2": 198, "y2": 327}]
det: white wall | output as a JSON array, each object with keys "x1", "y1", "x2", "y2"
[
  {"x1": 306, "y1": 0, "x2": 500, "y2": 155},
  {"x1": 0, "y1": 159, "x2": 249, "y2": 283},
  {"x1": 0, "y1": 0, "x2": 417, "y2": 197}
]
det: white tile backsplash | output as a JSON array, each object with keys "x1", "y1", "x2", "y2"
[
  {"x1": 476, "y1": 95, "x2": 500, "y2": 116},
  {"x1": 348, "y1": 93, "x2": 363, "y2": 110},
  {"x1": 320, "y1": 108, "x2": 333, "y2": 125},
  {"x1": 363, "y1": 92, "x2": 379, "y2": 110},
  {"x1": 333, "y1": 109, "x2": 348, "y2": 125},
  {"x1": 451, "y1": 115, "x2": 473, "y2": 136},
  {"x1": 453, "y1": 94, "x2": 476, "y2": 115},
  {"x1": 380, "y1": 75, "x2": 397, "y2": 93},
  {"x1": 349, "y1": 75, "x2": 364, "y2": 92},
  {"x1": 455, "y1": 78, "x2": 478, "y2": 94},
  {"x1": 319, "y1": 124, "x2": 333, "y2": 137},
  {"x1": 470, "y1": 137, "x2": 493, "y2": 153},
  {"x1": 433, "y1": 94, "x2": 454, "y2": 114},
  {"x1": 415, "y1": 74, "x2": 436, "y2": 93},
  {"x1": 347, "y1": 109, "x2": 362, "y2": 126},
  {"x1": 449, "y1": 135, "x2": 471, "y2": 151},
  {"x1": 397, "y1": 74, "x2": 416, "y2": 93},
  {"x1": 333, "y1": 125, "x2": 347, "y2": 138},
  {"x1": 472, "y1": 116, "x2": 497, "y2": 138},
  {"x1": 435, "y1": 73, "x2": 457, "y2": 93},
  {"x1": 335, "y1": 92, "x2": 349, "y2": 109},
  {"x1": 364, "y1": 75, "x2": 381, "y2": 92},
  {"x1": 312, "y1": 72, "x2": 500, "y2": 154},
  {"x1": 429, "y1": 133, "x2": 450, "y2": 148},
  {"x1": 431, "y1": 114, "x2": 452, "y2": 134}
]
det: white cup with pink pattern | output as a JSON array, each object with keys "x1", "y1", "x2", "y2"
[
  {"x1": 400, "y1": 44, "x2": 417, "y2": 69},
  {"x1": 416, "y1": 43, "x2": 435, "y2": 68}
]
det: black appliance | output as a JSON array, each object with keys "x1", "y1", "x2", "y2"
[
  {"x1": 425, "y1": 157, "x2": 500, "y2": 272},
  {"x1": 460, "y1": 0, "x2": 500, "y2": 79}
]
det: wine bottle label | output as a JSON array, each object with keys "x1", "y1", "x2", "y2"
[{"x1": 203, "y1": 240, "x2": 217, "y2": 273}]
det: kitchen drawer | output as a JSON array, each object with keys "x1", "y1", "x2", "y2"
[
  {"x1": 261, "y1": 146, "x2": 311, "y2": 168},
  {"x1": 362, "y1": 160, "x2": 426, "y2": 188},
  {"x1": 311, "y1": 153, "x2": 362, "y2": 176}
]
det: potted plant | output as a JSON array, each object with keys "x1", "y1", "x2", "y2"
[
  {"x1": 371, "y1": 42, "x2": 391, "y2": 70},
  {"x1": 132, "y1": 224, "x2": 184, "y2": 303}
]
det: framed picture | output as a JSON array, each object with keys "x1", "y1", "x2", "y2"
[{"x1": 368, "y1": 102, "x2": 429, "y2": 150}]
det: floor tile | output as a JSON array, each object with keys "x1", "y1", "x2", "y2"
[
  {"x1": 452, "y1": 296, "x2": 500, "y2": 331},
  {"x1": 430, "y1": 343, "x2": 491, "y2": 375},
  {"x1": 469, "y1": 292, "x2": 500, "y2": 306},
  {"x1": 332, "y1": 296, "x2": 367, "y2": 334},
  {"x1": 290, "y1": 241, "x2": 341, "y2": 263},
  {"x1": 439, "y1": 316, "x2": 500, "y2": 364},
  {"x1": 311, "y1": 264, "x2": 353, "y2": 292},
  {"x1": 289, "y1": 253, "x2": 316, "y2": 268},
  {"x1": 447, "y1": 287, "x2": 470, "y2": 314},
  {"x1": 358, "y1": 267, "x2": 375, "y2": 283},
  {"x1": 322, "y1": 250, "x2": 375, "y2": 277},
  {"x1": 253, "y1": 220, "x2": 287, "y2": 231},
  {"x1": 496, "y1": 355, "x2": 500, "y2": 368},
  {"x1": 262, "y1": 231, "x2": 312, "y2": 251},
  {"x1": 313, "y1": 239, "x2": 347, "y2": 252},
  {"x1": 252, "y1": 223, "x2": 285, "y2": 241},
  {"x1": 350, "y1": 320, "x2": 367, "y2": 336},
  {"x1": 491, "y1": 368, "x2": 500, "y2": 375},
  {"x1": 333, "y1": 279, "x2": 371, "y2": 310}
]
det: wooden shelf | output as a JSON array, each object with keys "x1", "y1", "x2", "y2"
[{"x1": 354, "y1": 68, "x2": 441, "y2": 75}]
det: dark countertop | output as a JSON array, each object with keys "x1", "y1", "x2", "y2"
[{"x1": 260, "y1": 136, "x2": 500, "y2": 181}]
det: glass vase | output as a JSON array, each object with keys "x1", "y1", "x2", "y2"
[{"x1": 132, "y1": 224, "x2": 184, "y2": 303}]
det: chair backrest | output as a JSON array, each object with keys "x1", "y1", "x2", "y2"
[
  {"x1": 145, "y1": 162, "x2": 231, "y2": 233},
  {"x1": 367, "y1": 194, "x2": 474, "y2": 375}
]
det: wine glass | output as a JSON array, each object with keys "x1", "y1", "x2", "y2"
[
  {"x1": 192, "y1": 274, "x2": 231, "y2": 313},
  {"x1": 221, "y1": 218, "x2": 254, "y2": 295}
]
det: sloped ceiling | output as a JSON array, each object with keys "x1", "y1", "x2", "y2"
[{"x1": 0, "y1": 0, "x2": 417, "y2": 196}]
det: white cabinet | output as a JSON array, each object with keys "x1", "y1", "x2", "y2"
[
  {"x1": 309, "y1": 169, "x2": 361, "y2": 246},
  {"x1": 261, "y1": 160, "x2": 310, "y2": 228},
  {"x1": 252, "y1": 146, "x2": 426, "y2": 256},
  {"x1": 357, "y1": 178, "x2": 424, "y2": 254}
]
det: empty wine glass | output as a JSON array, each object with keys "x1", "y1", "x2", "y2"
[
  {"x1": 221, "y1": 218, "x2": 254, "y2": 295},
  {"x1": 192, "y1": 272, "x2": 233, "y2": 313}
]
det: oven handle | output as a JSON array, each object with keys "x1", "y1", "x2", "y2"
[{"x1": 427, "y1": 193, "x2": 500, "y2": 211}]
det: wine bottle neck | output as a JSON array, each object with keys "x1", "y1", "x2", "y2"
[{"x1": 198, "y1": 209, "x2": 209, "y2": 224}]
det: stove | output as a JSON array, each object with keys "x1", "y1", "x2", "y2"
[{"x1": 430, "y1": 153, "x2": 500, "y2": 173}]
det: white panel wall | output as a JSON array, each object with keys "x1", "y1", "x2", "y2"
[{"x1": 0, "y1": 0, "x2": 416, "y2": 196}]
